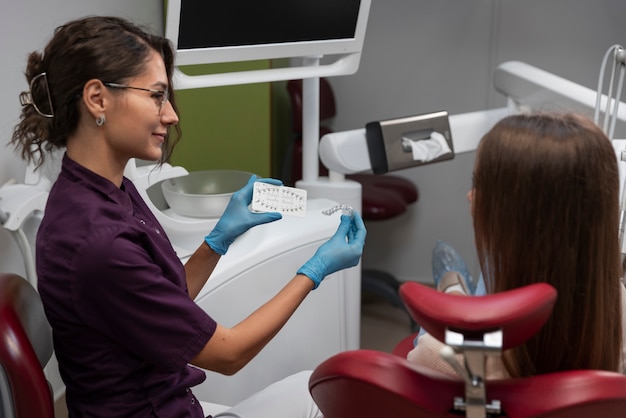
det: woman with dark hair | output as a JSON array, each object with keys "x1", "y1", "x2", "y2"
[
  {"x1": 408, "y1": 112, "x2": 625, "y2": 378},
  {"x1": 11, "y1": 16, "x2": 366, "y2": 418}
]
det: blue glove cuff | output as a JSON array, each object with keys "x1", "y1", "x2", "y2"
[
  {"x1": 204, "y1": 232, "x2": 228, "y2": 256},
  {"x1": 297, "y1": 258, "x2": 326, "y2": 290}
]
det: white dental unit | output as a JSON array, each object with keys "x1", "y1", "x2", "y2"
[
  {"x1": 2, "y1": 0, "x2": 626, "y2": 410},
  {"x1": 124, "y1": 160, "x2": 363, "y2": 406}
]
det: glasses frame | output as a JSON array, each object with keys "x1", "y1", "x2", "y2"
[{"x1": 103, "y1": 82, "x2": 169, "y2": 115}]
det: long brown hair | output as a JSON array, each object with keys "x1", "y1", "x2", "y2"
[
  {"x1": 473, "y1": 112, "x2": 623, "y2": 376},
  {"x1": 10, "y1": 16, "x2": 182, "y2": 169}
]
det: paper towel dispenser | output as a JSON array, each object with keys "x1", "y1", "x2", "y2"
[{"x1": 365, "y1": 110, "x2": 454, "y2": 174}]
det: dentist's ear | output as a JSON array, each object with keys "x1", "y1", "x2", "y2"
[{"x1": 82, "y1": 79, "x2": 107, "y2": 119}]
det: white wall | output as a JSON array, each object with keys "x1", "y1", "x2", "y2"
[
  {"x1": 0, "y1": 0, "x2": 163, "y2": 277},
  {"x1": 329, "y1": 0, "x2": 626, "y2": 283}
]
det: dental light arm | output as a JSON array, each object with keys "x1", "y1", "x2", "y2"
[
  {"x1": 319, "y1": 111, "x2": 455, "y2": 176},
  {"x1": 319, "y1": 108, "x2": 512, "y2": 176},
  {"x1": 493, "y1": 60, "x2": 626, "y2": 136},
  {"x1": 319, "y1": 129, "x2": 372, "y2": 175}
]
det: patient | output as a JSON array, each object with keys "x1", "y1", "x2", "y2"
[{"x1": 408, "y1": 112, "x2": 626, "y2": 378}]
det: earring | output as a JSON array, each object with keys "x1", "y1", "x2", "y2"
[{"x1": 95, "y1": 114, "x2": 106, "y2": 126}]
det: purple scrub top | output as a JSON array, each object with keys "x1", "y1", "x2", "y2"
[{"x1": 36, "y1": 154, "x2": 217, "y2": 417}]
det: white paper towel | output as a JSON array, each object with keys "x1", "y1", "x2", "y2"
[{"x1": 402, "y1": 131, "x2": 451, "y2": 162}]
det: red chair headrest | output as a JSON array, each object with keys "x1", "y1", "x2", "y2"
[{"x1": 399, "y1": 282, "x2": 557, "y2": 349}]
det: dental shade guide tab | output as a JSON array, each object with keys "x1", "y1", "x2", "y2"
[{"x1": 251, "y1": 182, "x2": 307, "y2": 217}]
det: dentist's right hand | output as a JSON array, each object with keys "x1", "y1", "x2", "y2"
[
  {"x1": 204, "y1": 175, "x2": 282, "y2": 255},
  {"x1": 297, "y1": 212, "x2": 367, "y2": 289}
]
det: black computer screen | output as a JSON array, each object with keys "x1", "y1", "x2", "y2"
[{"x1": 178, "y1": 0, "x2": 362, "y2": 49}]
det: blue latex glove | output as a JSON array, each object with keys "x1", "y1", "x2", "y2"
[
  {"x1": 205, "y1": 175, "x2": 282, "y2": 255},
  {"x1": 297, "y1": 212, "x2": 367, "y2": 289}
]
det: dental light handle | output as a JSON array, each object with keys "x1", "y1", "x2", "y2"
[
  {"x1": 595, "y1": 45, "x2": 626, "y2": 140},
  {"x1": 611, "y1": 65, "x2": 625, "y2": 139}
]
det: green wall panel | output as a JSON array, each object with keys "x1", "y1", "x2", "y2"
[{"x1": 171, "y1": 61, "x2": 272, "y2": 177}]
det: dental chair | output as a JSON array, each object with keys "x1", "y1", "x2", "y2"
[
  {"x1": 0, "y1": 272, "x2": 231, "y2": 418},
  {"x1": 309, "y1": 281, "x2": 626, "y2": 417},
  {"x1": 0, "y1": 272, "x2": 54, "y2": 418}
]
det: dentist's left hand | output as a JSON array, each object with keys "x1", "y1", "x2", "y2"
[
  {"x1": 297, "y1": 212, "x2": 367, "y2": 289},
  {"x1": 204, "y1": 175, "x2": 282, "y2": 255}
]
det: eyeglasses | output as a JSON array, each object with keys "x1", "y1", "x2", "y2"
[{"x1": 103, "y1": 82, "x2": 169, "y2": 115}]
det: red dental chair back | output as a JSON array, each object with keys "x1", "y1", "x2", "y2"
[
  {"x1": 0, "y1": 273, "x2": 55, "y2": 418},
  {"x1": 309, "y1": 282, "x2": 626, "y2": 417}
]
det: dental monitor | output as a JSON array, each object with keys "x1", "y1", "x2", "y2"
[{"x1": 165, "y1": 0, "x2": 372, "y2": 88}]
